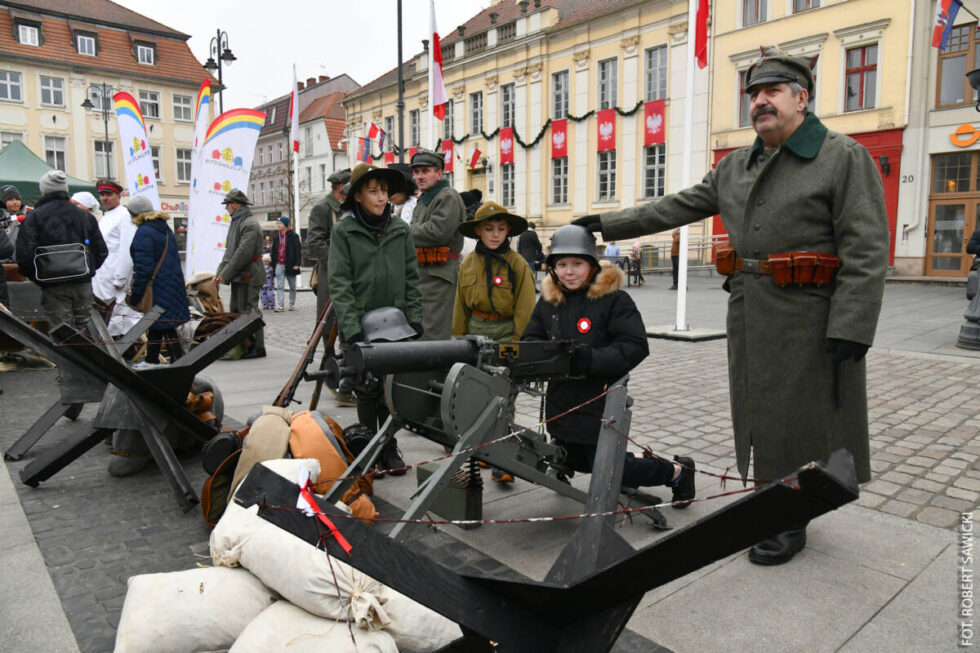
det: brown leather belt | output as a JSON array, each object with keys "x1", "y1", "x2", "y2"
[
  {"x1": 735, "y1": 258, "x2": 771, "y2": 274},
  {"x1": 471, "y1": 309, "x2": 508, "y2": 321},
  {"x1": 715, "y1": 243, "x2": 841, "y2": 287}
]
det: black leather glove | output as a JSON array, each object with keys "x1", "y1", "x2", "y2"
[
  {"x1": 571, "y1": 214, "x2": 602, "y2": 233},
  {"x1": 571, "y1": 346, "x2": 593, "y2": 375},
  {"x1": 409, "y1": 322, "x2": 423, "y2": 339},
  {"x1": 826, "y1": 338, "x2": 869, "y2": 363}
]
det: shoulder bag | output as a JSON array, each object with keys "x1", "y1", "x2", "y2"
[
  {"x1": 127, "y1": 233, "x2": 169, "y2": 313},
  {"x1": 33, "y1": 212, "x2": 90, "y2": 282}
]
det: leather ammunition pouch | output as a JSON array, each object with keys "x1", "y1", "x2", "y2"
[{"x1": 713, "y1": 241, "x2": 735, "y2": 276}]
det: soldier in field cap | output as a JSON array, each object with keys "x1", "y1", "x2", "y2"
[
  {"x1": 410, "y1": 148, "x2": 466, "y2": 340},
  {"x1": 214, "y1": 188, "x2": 266, "y2": 358},
  {"x1": 573, "y1": 44, "x2": 889, "y2": 566}
]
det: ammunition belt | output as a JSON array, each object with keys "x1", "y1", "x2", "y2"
[
  {"x1": 471, "y1": 309, "x2": 509, "y2": 321},
  {"x1": 714, "y1": 242, "x2": 840, "y2": 287},
  {"x1": 416, "y1": 246, "x2": 461, "y2": 266}
]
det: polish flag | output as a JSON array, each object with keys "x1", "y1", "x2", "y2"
[
  {"x1": 289, "y1": 65, "x2": 300, "y2": 153},
  {"x1": 695, "y1": 0, "x2": 709, "y2": 69},
  {"x1": 430, "y1": 0, "x2": 449, "y2": 120},
  {"x1": 368, "y1": 123, "x2": 379, "y2": 138},
  {"x1": 441, "y1": 139, "x2": 454, "y2": 173},
  {"x1": 469, "y1": 147, "x2": 482, "y2": 169},
  {"x1": 499, "y1": 127, "x2": 514, "y2": 164},
  {"x1": 551, "y1": 118, "x2": 567, "y2": 159},
  {"x1": 596, "y1": 109, "x2": 616, "y2": 152},
  {"x1": 644, "y1": 100, "x2": 665, "y2": 146}
]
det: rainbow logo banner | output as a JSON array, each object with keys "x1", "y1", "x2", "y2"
[
  {"x1": 185, "y1": 108, "x2": 265, "y2": 280},
  {"x1": 113, "y1": 91, "x2": 159, "y2": 208},
  {"x1": 185, "y1": 80, "x2": 212, "y2": 279}
]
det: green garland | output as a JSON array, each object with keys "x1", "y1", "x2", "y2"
[{"x1": 368, "y1": 99, "x2": 645, "y2": 160}]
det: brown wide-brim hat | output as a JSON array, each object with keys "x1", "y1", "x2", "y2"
[
  {"x1": 340, "y1": 162, "x2": 406, "y2": 211},
  {"x1": 458, "y1": 200, "x2": 528, "y2": 239}
]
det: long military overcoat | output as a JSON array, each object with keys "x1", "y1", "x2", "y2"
[
  {"x1": 410, "y1": 179, "x2": 465, "y2": 340},
  {"x1": 601, "y1": 113, "x2": 888, "y2": 483}
]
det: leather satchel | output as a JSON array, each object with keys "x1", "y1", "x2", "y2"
[
  {"x1": 34, "y1": 243, "x2": 89, "y2": 282},
  {"x1": 127, "y1": 234, "x2": 169, "y2": 313}
]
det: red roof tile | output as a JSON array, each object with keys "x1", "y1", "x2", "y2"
[{"x1": 6, "y1": 0, "x2": 186, "y2": 37}]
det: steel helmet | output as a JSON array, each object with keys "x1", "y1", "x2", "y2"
[
  {"x1": 360, "y1": 307, "x2": 417, "y2": 343},
  {"x1": 547, "y1": 224, "x2": 598, "y2": 268}
]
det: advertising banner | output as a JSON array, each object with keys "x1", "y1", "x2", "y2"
[
  {"x1": 184, "y1": 80, "x2": 211, "y2": 280},
  {"x1": 113, "y1": 91, "x2": 160, "y2": 207}
]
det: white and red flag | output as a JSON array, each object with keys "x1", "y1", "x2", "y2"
[
  {"x1": 441, "y1": 139, "x2": 454, "y2": 173},
  {"x1": 289, "y1": 64, "x2": 300, "y2": 153},
  {"x1": 596, "y1": 109, "x2": 616, "y2": 152},
  {"x1": 469, "y1": 147, "x2": 482, "y2": 169},
  {"x1": 499, "y1": 127, "x2": 514, "y2": 164},
  {"x1": 551, "y1": 118, "x2": 567, "y2": 159},
  {"x1": 368, "y1": 122, "x2": 380, "y2": 138},
  {"x1": 430, "y1": 0, "x2": 449, "y2": 120},
  {"x1": 644, "y1": 100, "x2": 665, "y2": 146}
]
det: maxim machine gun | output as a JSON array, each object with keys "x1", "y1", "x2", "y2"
[{"x1": 310, "y1": 323, "x2": 668, "y2": 540}]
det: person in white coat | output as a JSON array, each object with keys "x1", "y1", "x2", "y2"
[{"x1": 90, "y1": 181, "x2": 143, "y2": 337}]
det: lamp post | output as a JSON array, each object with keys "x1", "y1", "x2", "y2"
[
  {"x1": 203, "y1": 29, "x2": 236, "y2": 114},
  {"x1": 81, "y1": 83, "x2": 113, "y2": 179}
]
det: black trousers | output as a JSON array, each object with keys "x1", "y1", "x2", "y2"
[
  {"x1": 671, "y1": 255, "x2": 679, "y2": 287},
  {"x1": 145, "y1": 328, "x2": 184, "y2": 364},
  {"x1": 558, "y1": 439, "x2": 674, "y2": 488}
]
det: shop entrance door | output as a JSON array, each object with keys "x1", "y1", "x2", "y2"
[{"x1": 926, "y1": 199, "x2": 977, "y2": 275}]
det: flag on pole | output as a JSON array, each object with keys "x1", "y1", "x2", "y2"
[
  {"x1": 430, "y1": 0, "x2": 449, "y2": 120},
  {"x1": 695, "y1": 0, "x2": 709, "y2": 69},
  {"x1": 289, "y1": 65, "x2": 300, "y2": 153},
  {"x1": 378, "y1": 129, "x2": 386, "y2": 152},
  {"x1": 469, "y1": 147, "x2": 482, "y2": 169},
  {"x1": 356, "y1": 137, "x2": 371, "y2": 162},
  {"x1": 368, "y1": 123, "x2": 380, "y2": 138},
  {"x1": 113, "y1": 91, "x2": 160, "y2": 207},
  {"x1": 441, "y1": 139, "x2": 454, "y2": 173},
  {"x1": 933, "y1": 0, "x2": 964, "y2": 50}
]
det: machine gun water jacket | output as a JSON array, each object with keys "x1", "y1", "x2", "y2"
[{"x1": 599, "y1": 113, "x2": 888, "y2": 484}]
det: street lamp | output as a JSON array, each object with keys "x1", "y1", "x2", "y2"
[
  {"x1": 81, "y1": 83, "x2": 113, "y2": 179},
  {"x1": 203, "y1": 29, "x2": 236, "y2": 114}
]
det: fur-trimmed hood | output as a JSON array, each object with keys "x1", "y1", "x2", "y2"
[
  {"x1": 131, "y1": 210, "x2": 169, "y2": 226},
  {"x1": 541, "y1": 260, "x2": 625, "y2": 304}
]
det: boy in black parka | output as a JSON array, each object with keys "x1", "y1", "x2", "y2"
[{"x1": 522, "y1": 225, "x2": 695, "y2": 505}]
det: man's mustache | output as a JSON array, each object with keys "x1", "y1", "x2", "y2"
[{"x1": 752, "y1": 106, "x2": 778, "y2": 121}]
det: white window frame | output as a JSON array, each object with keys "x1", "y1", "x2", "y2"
[
  {"x1": 443, "y1": 99, "x2": 455, "y2": 140},
  {"x1": 304, "y1": 126, "x2": 313, "y2": 156},
  {"x1": 176, "y1": 147, "x2": 192, "y2": 183},
  {"x1": 742, "y1": 0, "x2": 768, "y2": 27},
  {"x1": 470, "y1": 91, "x2": 483, "y2": 135},
  {"x1": 596, "y1": 150, "x2": 616, "y2": 202},
  {"x1": 0, "y1": 70, "x2": 23, "y2": 103},
  {"x1": 501, "y1": 163, "x2": 515, "y2": 207},
  {"x1": 18, "y1": 24, "x2": 39, "y2": 46},
  {"x1": 39, "y1": 76, "x2": 64, "y2": 107},
  {"x1": 151, "y1": 145, "x2": 162, "y2": 181},
  {"x1": 259, "y1": 181, "x2": 265, "y2": 206},
  {"x1": 384, "y1": 116, "x2": 395, "y2": 150},
  {"x1": 278, "y1": 142, "x2": 284, "y2": 161},
  {"x1": 645, "y1": 45, "x2": 668, "y2": 102},
  {"x1": 44, "y1": 135, "x2": 67, "y2": 171},
  {"x1": 552, "y1": 70, "x2": 569, "y2": 119},
  {"x1": 319, "y1": 163, "x2": 326, "y2": 190},
  {"x1": 138, "y1": 90, "x2": 160, "y2": 119},
  {"x1": 268, "y1": 106, "x2": 277, "y2": 124},
  {"x1": 551, "y1": 157, "x2": 568, "y2": 205},
  {"x1": 172, "y1": 94, "x2": 192, "y2": 122},
  {"x1": 136, "y1": 44, "x2": 155, "y2": 65},
  {"x1": 1, "y1": 131, "x2": 24, "y2": 147},
  {"x1": 410, "y1": 109, "x2": 420, "y2": 146},
  {"x1": 501, "y1": 83, "x2": 515, "y2": 128},
  {"x1": 644, "y1": 144, "x2": 666, "y2": 199},
  {"x1": 834, "y1": 21, "x2": 889, "y2": 115},
  {"x1": 77, "y1": 34, "x2": 96, "y2": 56},
  {"x1": 792, "y1": 0, "x2": 819, "y2": 13},
  {"x1": 94, "y1": 140, "x2": 115, "y2": 179},
  {"x1": 257, "y1": 146, "x2": 264, "y2": 166},
  {"x1": 598, "y1": 58, "x2": 618, "y2": 110}
]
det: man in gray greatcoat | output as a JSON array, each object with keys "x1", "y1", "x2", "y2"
[
  {"x1": 575, "y1": 45, "x2": 889, "y2": 565},
  {"x1": 410, "y1": 149, "x2": 465, "y2": 340},
  {"x1": 307, "y1": 168, "x2": 350, "y2": 320},
  {"x1": 214, "y1": 189, "x2": 265, "y2": 359}
]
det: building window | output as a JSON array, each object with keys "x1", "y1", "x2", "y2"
[
  {"x1": 598, "y1": 58, "x2": 618, "y2": 110},
  {"x1": 319, "y1": 163, "x2": 326, "y2": 190},
  {"x1": 497, "y1": 22, "x2": 516, "y2": 44},
  {"x1": 136, "y1": 44, "x2": 155, "y2": 65},
  {"x1": 501, "y1": 83, "x2": 515, "y2": 128},
  {"x1": 937, "y1": 24, "x2": 980, "y2": 107},
  {"x1": 501, "y1": 164, "x2": 515, "y2": 207},
  {"x1": 645, "y1": 45, "x2": 668, "y2": 101},
  {"x1": 18, "y1": 24, "x2": 39, "y2": 46},
  {"x1": 259, "y1": 182, "x2": 265, "y2": 205},
  {"x1": 40, "y1": 76, "x2": 64, "y2": 107},
  {"x1": 384, "y1": 116, "x2": 395, "y2": 150},
  {"x1": 551, "y1": 157, "x2": 568, "y2": 205},
  {"x1": 845, "y1": 44, "x2": 877, "y2": 111},
  {"x1": 1, "y1": 131, "x2": 24, "y2": 147},
  {"x1": 443, "y1": 99, "x2": 454, "y2": 139},
  {"x1": 597, "y1": 150, "x2": 616, "y2": 201},
  {"x1": 738, "y1": 70, "x2": 751, "y2": 128},
  {"x1": 268, "y1": 106, "x2": 277, "y2": 124},
  {"x1": 277, "y1": 142, "x2": 283, "y2": 161},
  {"x1": 173, "y1": 94, "x2": 192, "y2": 121},
  {"x1": 151, "y1": 145, "x2": 161, "y2": 180},
  {"x1": 644, "y1": 145, "x2": 666, "y2": 198},
  {"x1": 138, "y1": 90, "x2": 160, "y2": 119},
  {"x1": 77, "y1": 34, "x2": 96, "y2": 56},
  {"x1": 176, "y1": 148, "x2": 192, "y2": 183},
  {"x1": 410, "y1": 109, "x2": 420, "y2": 146},
  {"x1": 305, "y1": 166, "x2": 312, "y2": 191},
  {"x1": 45, "y1": 136, "x2": 66, "y2": 171},
  {"x1": 552, "y1": 71, "x2": 568, "y2": 119},
  {"x1": 94, "y1": 141, "x2": 115, "y2": 178},
  {"x1": 793, "y1": 0, "x2": 819, "y2": 11},
  {"x1": 465, "y1": 32, "x2": 487, "y2": 55},
  {"x1": 743, "y1": 0, "x2": 767, "y2": 26},
  {"x1": 0, "y1": 71, "x2": 22, "y2": 102},
  {"x1": 470, "y1": 91, "x2": 483, "y2": 135},
  {"x1": 267, "y1": 145, "x2": 272, "y2": 163},
  {"x1": 257, "y1": 146, "x2": 264, "y2": 165},
  {"x1": 304, "y1": 126, "x2": 312, "y2": 156}
]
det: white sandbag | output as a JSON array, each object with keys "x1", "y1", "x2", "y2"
[
  {"x1": 230, "y1": 600, "x2": 398, "y2": 653},
  {"x1": 377, "y1": 586, "x2": 463, "y2": 652},
  {"x1": 114, "y1": 566, "x2": 277, "y2": 653}
]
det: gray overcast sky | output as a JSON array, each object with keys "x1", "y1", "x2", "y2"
[{"x1": 117, "y1": 0, "x2": 491, "y2": 109}]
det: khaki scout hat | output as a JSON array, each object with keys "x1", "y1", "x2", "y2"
[
  {"x1": 410, "y1": 149, "x2": 444, "y2": 170},
  {"x1": 327, "y1": 168, "x2": 351, "y2": 186},
  {"x1": 222, "y1": 188, "x2": 251, "y2": 205},
  {"x1": 340, "y1": 162, "x2": 406, "y2": 211},
  {"x1": 458, "y1": 200, "x2": 528, "y2": 239},
  {"x1": 745, "y1": 45, "x2": 816, "y2": 93}
]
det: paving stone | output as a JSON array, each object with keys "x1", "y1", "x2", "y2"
[
  {"x1": 911, "y1": 478, "x2": 945, "y2": 493},
  {"x1": 863, "y1": 479, "x2": 901, "y2": 497},
  {"x1": 932, "y1": 494, "x2": 975, "y2": 512},
  {"x1": 916, "y1": 506, "x2": 962, "y2": 529},
  {"x1": 895, "y1": 488, "x2": 933, "y2": 506},
  {"x1": 880, "y1": 471, "x2": 913, "y2": 485},
  {"x1": 879, "y1": 500, "x2": 917, "y2": 519},
  {"x1": 953, "y1": 476, "x2": 980, "y2": 492},
  {"x1": 855, "y1": 492, "x2": 886, "y2": 509},
  {"x1": 947, "y1": 487, "x2": 979, "y2": 502}
]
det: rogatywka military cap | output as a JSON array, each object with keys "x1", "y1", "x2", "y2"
[
  {"x1": 327, "y1": 168, "x2": 351, "y2": 185},
  {"x1": 410, "y1": 149, "x2": 444, "y2": 170},
  {"x1": 745, "y1": 45, "x2": 816, "y2": 93}
]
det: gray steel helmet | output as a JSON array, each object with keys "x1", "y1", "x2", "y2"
[
  {"x1": 361, "y1": 307, "x2": 417, "y2": 343},
  {"x1": 547, "y1": 224, "x2": 598, "y2": 267}
]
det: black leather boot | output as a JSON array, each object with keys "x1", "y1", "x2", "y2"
[{"x1": 748, "y1": 524, "x2": 808, "y2": 565}]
